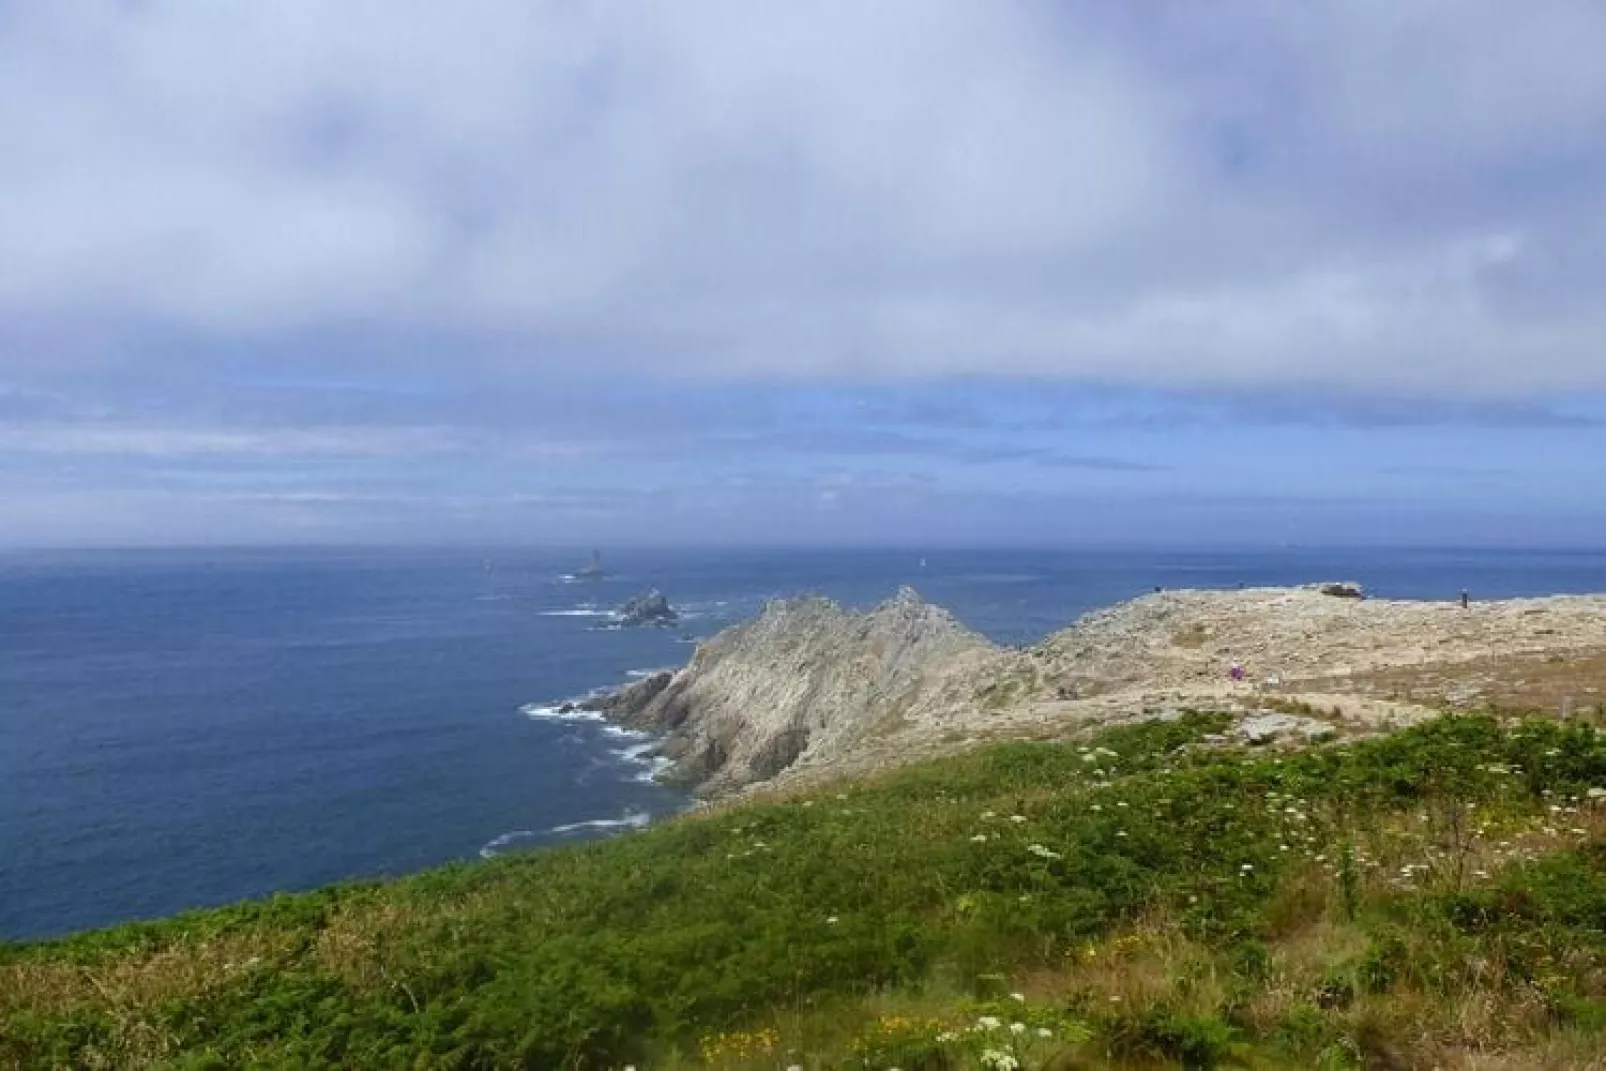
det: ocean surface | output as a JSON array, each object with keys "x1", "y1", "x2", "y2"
[{"x1": 4, "y1": 545, "x2": 1606, "y2": 940}]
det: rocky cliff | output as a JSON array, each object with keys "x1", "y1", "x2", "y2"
[
  {"x1": 600, "y1": 587, "x2": 998, "y2": 795},
  {"x1": 590, "y1": 584, "x2": 1606, "y2": 797}
]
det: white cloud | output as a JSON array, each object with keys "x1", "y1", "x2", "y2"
[{"x1": 1, "y1": 1, "x2": 1605, "y2": 394}]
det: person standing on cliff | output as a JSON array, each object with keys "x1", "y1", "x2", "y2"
[{"x1": 1461, "y1": 589, "x2": 1470, "y2": 609}]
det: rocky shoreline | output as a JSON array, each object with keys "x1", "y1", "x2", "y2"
[{"x1": 580, "y1": 584, "x2": 1606, "y2": 797}]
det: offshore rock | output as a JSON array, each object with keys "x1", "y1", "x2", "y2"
[{"x1": 616, "y1": 590, "x2": 678, "y2": 628}]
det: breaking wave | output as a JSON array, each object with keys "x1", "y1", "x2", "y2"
[{"x1": 479, "y1": 811, "x2": 652, "y2": 859}]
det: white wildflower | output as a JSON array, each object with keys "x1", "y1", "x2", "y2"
[
  {"x1": 1009, "y1": 992, "x2": 1026, "y2": 1003},
  {"x1": 1037, "y1": 1027, "x2": 1053, "y2": 1038},
  {"x1": 980, "y1": 1049, "x2": 1020, "y2": 1071},
  {"x1": 1027, "y1": 843, "x2": 1062, "y2": 859},
  {"x1": 976, "y1": 1015, "x2": 1002, "y2": 1030},
  {"x1": 971, "y1": 833, "x2": 990, "y2": 843},
  {"x1": 1010, "y1": 814, "x2": 1028, "y2": 824},
  {"x1": 1010, "y1": 1021, "x2": 1027, "y2": 1035},
  {"x1": 826, "y1": 916, "x2": 839, "y2": 924}
]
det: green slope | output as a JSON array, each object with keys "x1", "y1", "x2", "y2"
[{"x1": 3, "y1": 713, "x2": 1604, "y2": 1069}]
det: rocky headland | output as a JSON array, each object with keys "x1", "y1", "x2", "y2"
[{"x1": 592, "y1": 584, "x2": 1606, "y2": 797}]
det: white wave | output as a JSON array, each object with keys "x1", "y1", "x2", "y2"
[
  {"x1": 549, "y1": 811, "x2": 652, "y2": 835},
  {"x1": 479, "y1": 829, "x2": 536, "y2": 859},
  {"x1": 480, "y1": 810, "x2": 653, "y2": 858},
  {"x1": 538, "y1": 607, "x2": 614, "y2": 617},
  {"x1": 606, "y1": 735, "x2": 675, "y2": 784},
  {"x1": 631, "y1": 755, "x2": 675, "y2": 784},
  {"x1": 624, "y1": 667, "x2": 672, "y2": 679},
  {"x1": 520, "y1": 702, "x2": 603, "y2": 722}
]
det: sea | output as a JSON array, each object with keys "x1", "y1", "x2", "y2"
[{"x1": 4, "y1": 545, "x2": 1606, "y2": 941}]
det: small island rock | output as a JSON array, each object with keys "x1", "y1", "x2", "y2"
[{"x1": 617, "y1": 590, "x2": 679, "y2": 627}]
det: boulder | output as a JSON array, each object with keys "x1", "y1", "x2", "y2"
[{"x1": 1311, "y1": 581, "x2": 1366, "y2": 600}]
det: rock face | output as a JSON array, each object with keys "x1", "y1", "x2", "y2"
[
  {"x1": 601, "y1": 587, "x2": 997, "y2": 795},
  {"x1": 616, "y1": 590, "x2": 678, "y2": 628}
]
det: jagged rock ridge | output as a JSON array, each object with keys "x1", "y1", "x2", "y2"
[{"x1": 602, "y1": 587, "x2": 998, "y2": 795}]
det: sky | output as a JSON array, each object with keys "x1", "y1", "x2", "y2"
[{"x1": 3, "y1": 1, "x2": 1606, "y2": 548}]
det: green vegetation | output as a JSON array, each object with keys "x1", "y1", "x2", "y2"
[{"x1": 4, "y1": 713, "x2": 1605, "y2": 1069}]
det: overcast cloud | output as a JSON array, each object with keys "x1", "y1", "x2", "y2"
[{"x1": 3, "y1": 2, "x2": 1606, "y2": 544}]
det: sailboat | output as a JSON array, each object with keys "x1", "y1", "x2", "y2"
[{"x1": 576, "y1": 549, "x2": 607, "y2": 579}]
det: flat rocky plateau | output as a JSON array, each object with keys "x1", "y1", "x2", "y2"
[{"x1": 591, "y1": 584, "x2": 1606, "y2": 797}]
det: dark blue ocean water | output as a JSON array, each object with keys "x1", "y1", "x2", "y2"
[{"x1": 4, "y1": 545, "x2": 1606, "y2": 940}]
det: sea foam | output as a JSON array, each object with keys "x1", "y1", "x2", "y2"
[
  {"x1": 479, "y1": 810, "x2": 652, "y2": 859},
  {"x1": 519, "y1": 702, "x2": 604, "y2": 723}
]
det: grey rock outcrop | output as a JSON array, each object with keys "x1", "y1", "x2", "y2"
[
  {"x1": 616, "y1": 590, "x2": 678, "y2": 628},
  {"x1": 601, "y1": 587, "x2": 998, "y2": 795},
  {"x1": 1311, "y1": 581, "x2": 1366, "y2": 599},
  {"x1": 560, "y1": 671, "x2": 674, "y2": 717}
]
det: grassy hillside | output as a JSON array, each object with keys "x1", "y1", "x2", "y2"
[{"x1": 3, "y1": 713, "x2": 1604, "y2": 1069}]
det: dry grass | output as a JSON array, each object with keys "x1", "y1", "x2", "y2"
[
  {"x1": 1341, "y1": 647, "x2": 1606, "y2": 718},
  {"x1": 0, "y1": 931, "x2": 281, "y2": 1019}
]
